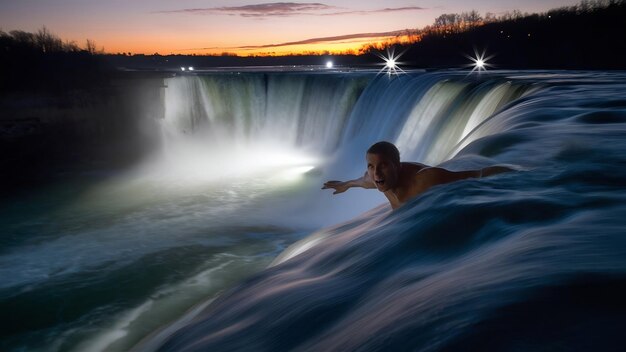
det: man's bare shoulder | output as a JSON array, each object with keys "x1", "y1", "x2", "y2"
[
  {"x1": 401, "y1": 162, "x2": 429, "y2": 174},
  {"x1": 409, "y1": 166, "x2": 461, "y2": 193},
  {"x1": 396, "y1": 163, "x2": 431, "y2": 196}
]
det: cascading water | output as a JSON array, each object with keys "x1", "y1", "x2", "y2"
[
  {"x1": 147, "y1": 71, "x2": 626, "y2": 351},
  {"x1": 161, "y1": 73, "x2": 370, "y2": 152},
  {"x1": 3, "y1": 70, "x2": 625, "y2": 352},
  {"x1": 157, "y1": 72, "x2": 533, "y2": 190}
]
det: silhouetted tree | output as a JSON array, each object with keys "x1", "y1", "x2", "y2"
[
  {"x1": 434, "y1": 13, "x2": 461, "y2": 33},
  {"x1": 484, "y1": 12, "x2": 498, "y2": 23},
  {"x1": 461, "y1": 10, "x2": 482, "y2": 28},
  {"x1": 86, "y1": 39, "x2": 97, "y2": 54},
  {"x1": 0, "y1": 27, "x2": 110, "y2": 92},
  {"x1": 35, "y1": 26, "x2": 63, "y2": 53}
]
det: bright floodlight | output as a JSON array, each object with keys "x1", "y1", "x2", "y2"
[
  {"x1": 326, "y1": 61, "x2": 333, "y2": 68},
  {"x1": 188, "y1": 66, "x2": 194, "y2": 71},
  {"x1": 153, "y1": 142, "x2": 319, "y2": 184},
  {"x1": 465, "y1": 49, "x2": 493, "y2": 74},
  {"x1": 181, "y1": 67, "x2": 186, "y2": 71},
  {"x1": 278, "y1": 165, "x2": 315, "y2": 181},
  {"x1": 376, "y1": 48, "x2": 406, "y2": 76}
]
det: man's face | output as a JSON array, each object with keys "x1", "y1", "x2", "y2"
[{"x1": 366, "y1": 153, "x2": 399, "y2": 192}]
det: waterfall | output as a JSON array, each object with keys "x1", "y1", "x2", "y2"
[
  {"x1": 162, "y1": 73, "x2": 370, "y2": 152},
  {"x1": 161, "y1": 72, "x2": 535, "y2": 174}
]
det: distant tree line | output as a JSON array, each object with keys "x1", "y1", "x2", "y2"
[
  {"x1": 356, "y1": 0, "x2": 626, "y2": 69},
  {"x1": 1, "y1": 26, "x2": 104, "y2": 55},
  {"x1": 360, "y1": 0, "x2": 625, "y2": 56},
  {"x1": 0, "y1": 27, "x2": 110, "y2": 92}
]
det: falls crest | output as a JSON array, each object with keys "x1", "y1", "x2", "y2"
[
  {"x1": 163, "y1": 74, "x2": 370, "y2": 152},
  {"x1": 162, "y1": 72, "x2": 535, "y2": 173}
]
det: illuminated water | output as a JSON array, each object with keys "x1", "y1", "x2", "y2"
[{"x1": 2, "y1": 71, "x2": 626, "y2": 351}]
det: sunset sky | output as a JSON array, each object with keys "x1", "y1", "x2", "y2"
[{"x1": 0, "y1": 0, "x2": 582, "y2": 55}]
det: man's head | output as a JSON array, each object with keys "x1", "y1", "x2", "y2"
[{"x1": 366, "y1": 141, "x2": 401, "y2": 192}]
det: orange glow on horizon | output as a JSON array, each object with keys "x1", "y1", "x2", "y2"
[
  {"x1": 102, "y1": 33, "x2": 422, "y2": 57},
  {"x1": 90, "y1": 13, "x2": 487, "y2": 57}
]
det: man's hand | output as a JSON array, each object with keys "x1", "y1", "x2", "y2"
[
  {"x1": 322, "y1": 181, "x2": 350, "y2": 195},
  {"x1": 322, "y1": 172, "x2": 376, "y2": 194}
]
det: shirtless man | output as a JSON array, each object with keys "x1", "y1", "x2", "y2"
[{"x1": 322, "y1": 141, "x2": 512, "y2": 210}]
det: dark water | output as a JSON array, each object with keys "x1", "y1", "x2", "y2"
[{"x1": 2, "y1": 70, "x2": 626, "y2": 351}]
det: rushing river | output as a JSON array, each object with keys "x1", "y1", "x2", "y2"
[{"x1": 2, "y1": 70, "x2": 626, "y2": 351}]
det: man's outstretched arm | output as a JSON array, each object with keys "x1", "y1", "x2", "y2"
[{"x1": 322, "y1": 171, "x2": 376, "y2": 195}]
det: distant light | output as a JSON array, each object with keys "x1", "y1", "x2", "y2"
[
  {"x1": 188, "y1": 66, "x2": 194, "y2": 71},
  {"x1": 465, "y1": 48, "x2": 493, "y2": 74},
  {"x1": 181, "y1": 67, "x2": 186, "y2": 71},
  {"x1": 326, "y1": 61, "x2": 333, "y2": 68},
  {"x1": 376, "y1": 48, "x2": 406, "y2": 76}
]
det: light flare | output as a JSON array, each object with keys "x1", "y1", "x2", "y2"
[
  {"x1": 375, "y1": 48, "x2": 406, "y2": 77},
  {"x1": 465, "y1": 48, "x2": 493, "y2": 74}
]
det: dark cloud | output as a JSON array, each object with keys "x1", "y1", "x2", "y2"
[
  {"x1": 320, "y1": 6, "x2": 426, "y2": 16},
  {"x1": 155, "y1": 2, "x2": 338, "y2": 17},
  {"x1": 238, "y1": 30, "x2": 408, "y2": 48},
  {"x1": 155, "y1": 2, "x2": 425, "y2": 18}
]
